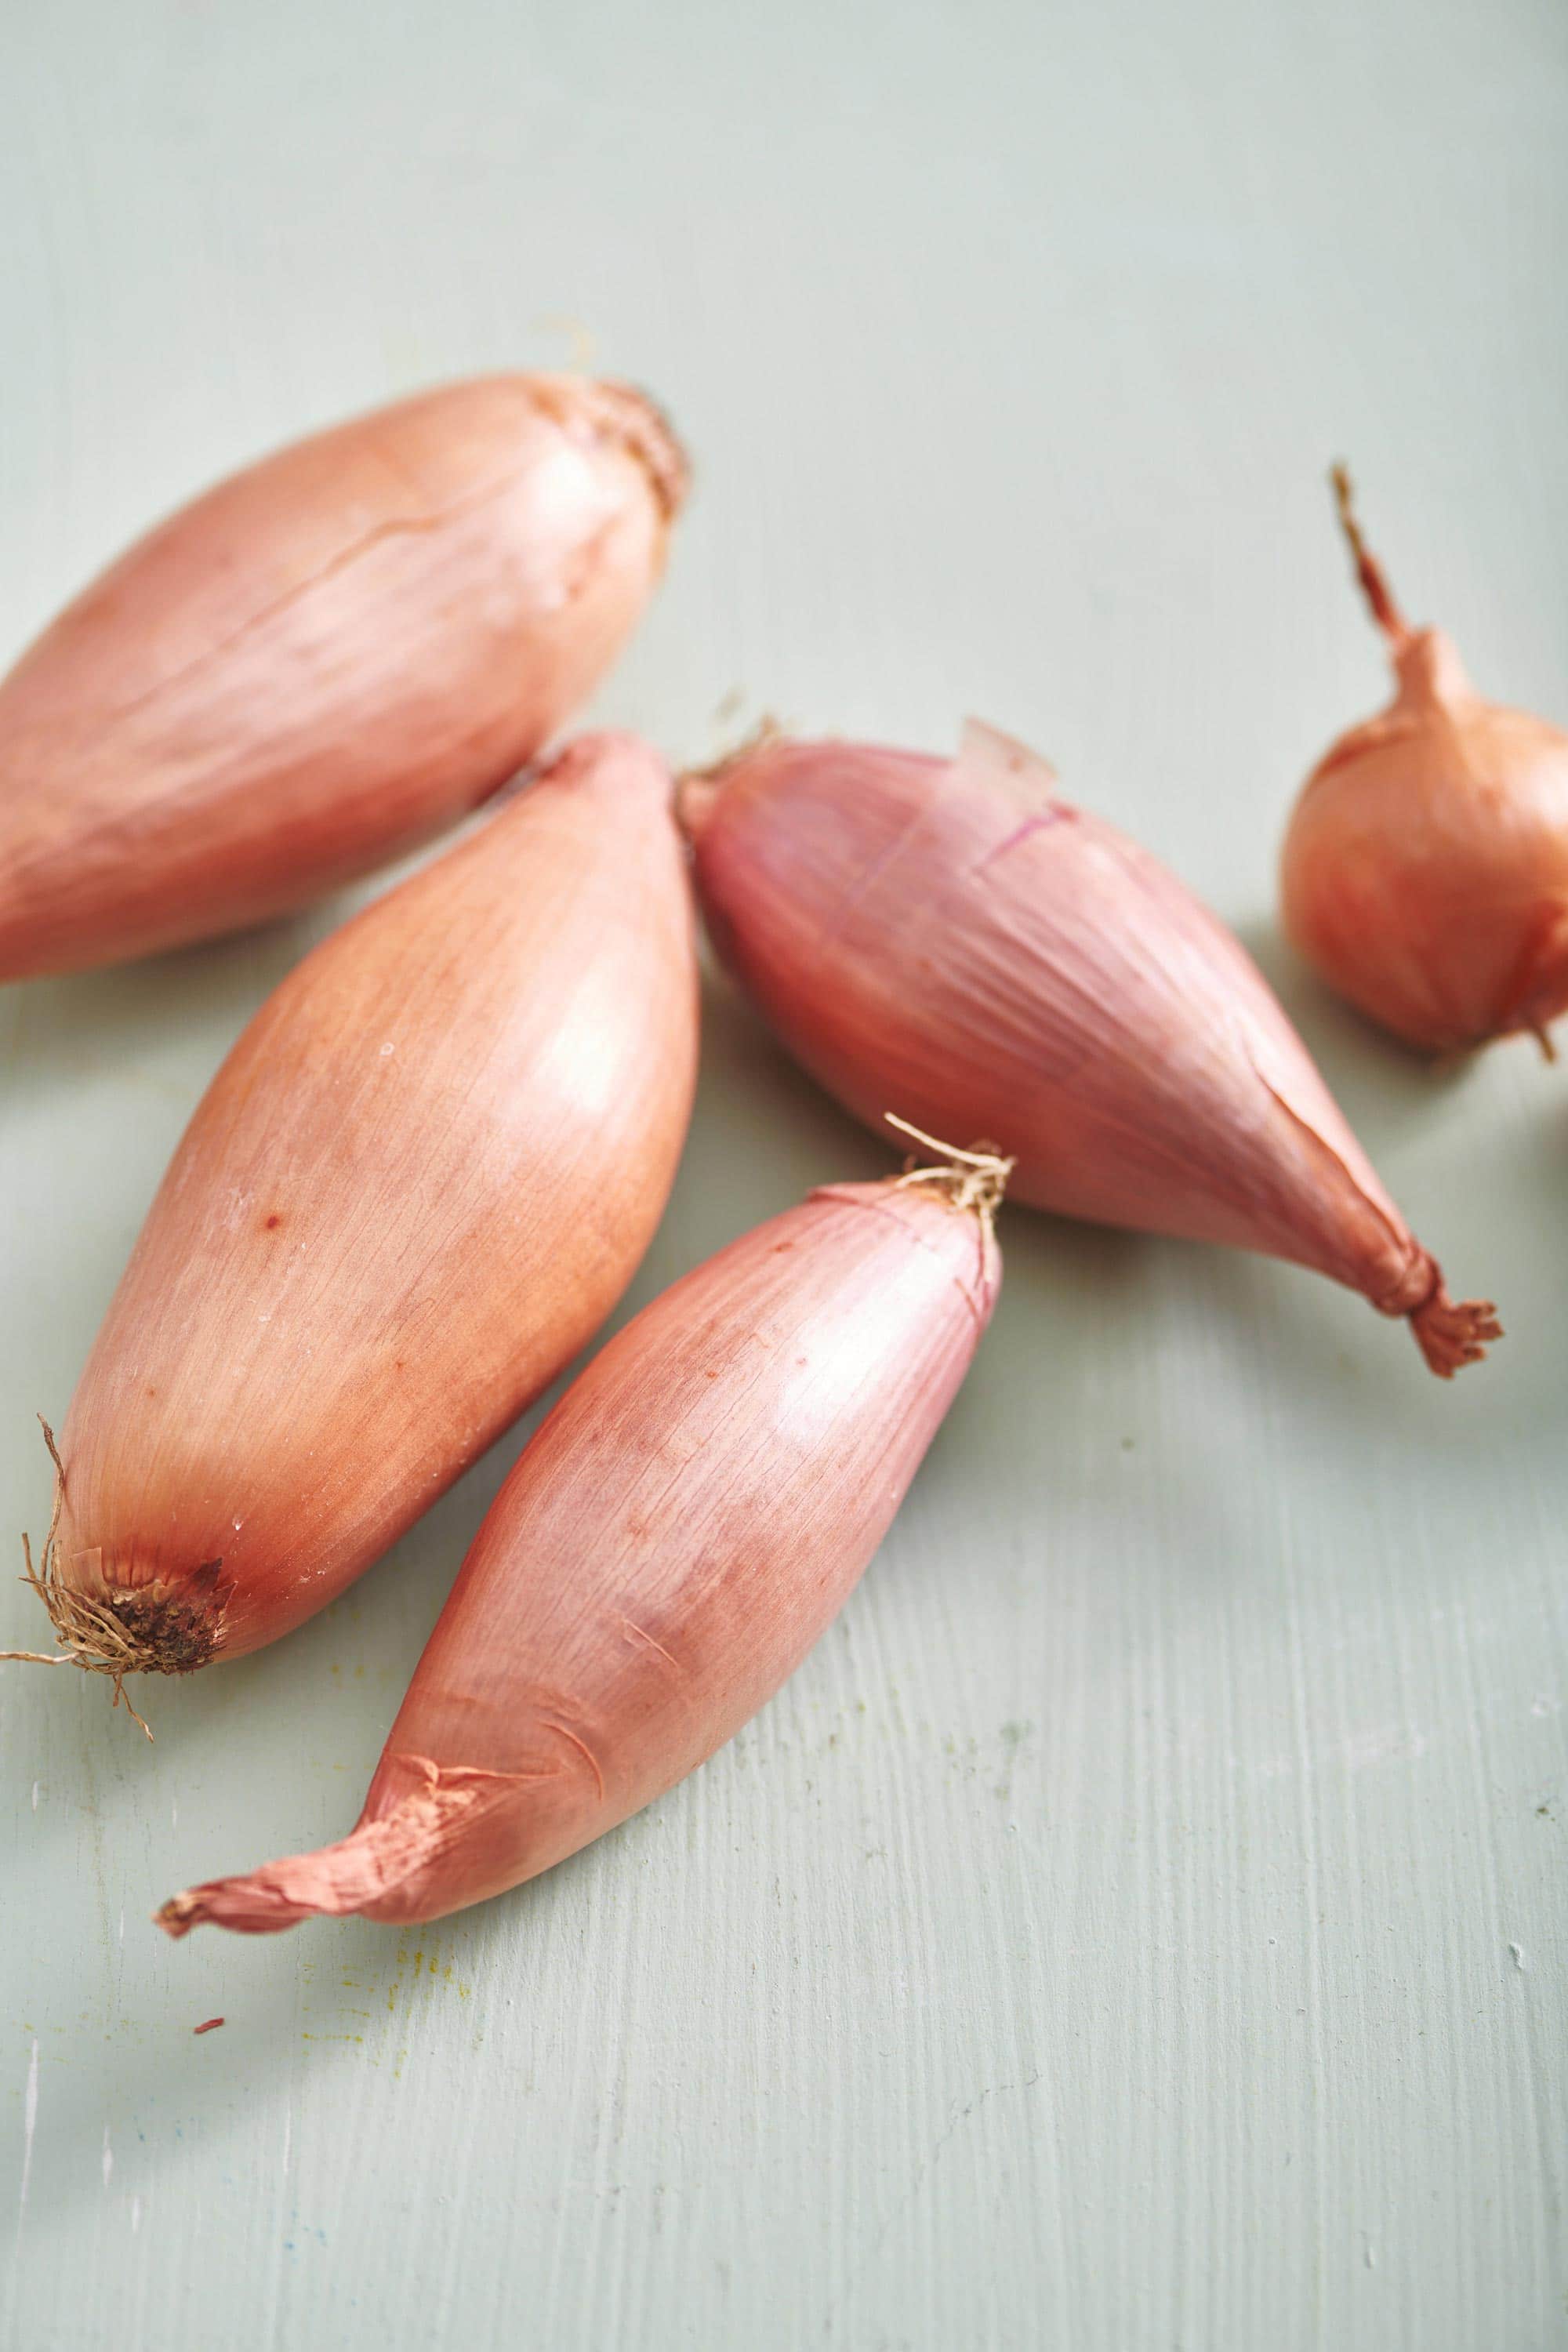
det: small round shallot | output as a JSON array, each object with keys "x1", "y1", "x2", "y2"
[{"x1": 1282, "y1": 467, "x2": 1568, "y2": 1057}]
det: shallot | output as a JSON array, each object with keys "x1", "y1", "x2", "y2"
[
  {"x1": 156, "y1": 1134, "x2": 1006, "y2": 1932},
  {"x1": 680, "y1": 720, "x2": 1498, "y2": 1376},
  {"x1": 5, "y1": 733, "x2": 697, "y2": 1713},
  {"x1": 1281, "y1": 468, "x2": 1568, "y2": 1055},
  {"x1": 0, "y1": 374, "x2": 686, "y2": 981}
]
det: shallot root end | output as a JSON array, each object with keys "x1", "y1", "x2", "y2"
[
  {"x1": 1408, "y1": 1288, "x2": 1503, "y2": 1379},
  {"x1": 3, "y1": 1419, "x2": 229, "y2": 1735}
]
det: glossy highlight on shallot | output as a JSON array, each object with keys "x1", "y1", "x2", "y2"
[
  {"x1": 0, "y1": 373, "x2": 688, "y2": 982},
  {"x1": 156, "y1": 1138, "x2": 1006, "y2": 1933},
  {"x1": 5, "y1": 733, "x2": 698, "y2": 1715},
  {"x1": 1281, "y1": 466, "x2": 1568, "y2": 1056},
  {"x1": 680, "y1": 720, "x2": 1498, "y2": 1376}
]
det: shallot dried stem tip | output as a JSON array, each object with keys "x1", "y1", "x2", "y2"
[
  {"x1": 884, "y1": 1113, "x2": 1014, "y2": 1232},
  {"x1": 1330, "y1": 463, "x2": 1410, "y2": 647},
  {"x1": 0, "y1": 1420, "x2": 154, "y2": 1737},
  {"x1": 674, "y1": 720, "x2": 785, "y2": 838}
]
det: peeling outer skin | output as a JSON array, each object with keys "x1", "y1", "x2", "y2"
[
  {"x1": 157, "y1": 1759, "x2": 522, "y2": 1934},
  {"x1": 154, "y1": 1174, "x2": 1000, "y2": 1933},
  {"x1": 680, "y1": 719, "x2": 1498, "y2": 1375},
  {"x1": 0, "y1": 373, "x2": 688, "y2": 982}
]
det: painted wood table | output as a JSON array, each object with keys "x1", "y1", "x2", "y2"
[{"x1": 3, "y1": 2, "x2": 1565, "y2": 2344}]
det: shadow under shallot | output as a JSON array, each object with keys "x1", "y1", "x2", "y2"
[{"x1": 4, "y1": 1795, "x2": 683, "y2": 2256}]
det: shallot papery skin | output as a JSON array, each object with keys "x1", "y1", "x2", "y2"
[
  {"x1": 678, "y1": 720, "x2": 1499, "y2": 1377},
  {"x1": 1281, "y1": 468, "x2": 1568, "y2": 1056},
  {"x1": 14, "y1": 733, "x2": 697, "y2": 1693},
  {"x1": 0, "y1": 374, "x2": 687, "y2": 982},
  {"x1": 156, "y1": 1160, "x2": 1004, "y2": 1933}
]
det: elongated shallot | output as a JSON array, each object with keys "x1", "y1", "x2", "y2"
[
  {"x1": 679, "y1": 720, "x2": 1497, "y2": 1375},
  {"x1": 0, "y1": 374, "x2": 686, "y2": 981},
  {"x1": 6, "y1": 733, "x2": 697, "y2": 1711}
]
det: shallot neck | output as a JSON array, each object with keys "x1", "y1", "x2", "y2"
[{"x1": 1392, "y1": 628, "x2": 1475, "y2": 710}]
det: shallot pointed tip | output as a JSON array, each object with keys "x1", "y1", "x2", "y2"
[
  {"x1": 154, "y1": 1874, "x2": 318, "y2": 1940},
  {"x1": 675, "y1": 719, "x2": 786, "y2": 840},
  {"x1": 153, "y1": 1769, "x2": 485, "y2": 1936},
  {"x1": 674, "y1": 769, "x2": 722, "y2": 840},
  {"x1": 884, "y1": 1115, "x2": 1013, "y2": 1232},
  {"x1": 154, "y1": 1893, "x2": 201, "y2": 1940},
  {"x1": 593, "y1": 379, "x2": 691, "y2": 524},
  {"x1": 1409, "y1": 1289, "x2": 1503, "y2": 1379}
]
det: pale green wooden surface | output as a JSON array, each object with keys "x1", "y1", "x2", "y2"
[{"x1": 2, "y1": 3, "x2": 1566, "y2": 2347}]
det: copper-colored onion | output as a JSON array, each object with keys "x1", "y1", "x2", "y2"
[
  {"x1": 6, "y1": 733, "x2": 697, "y2": 1708},
  {"x1": 679, "y1": 720, "x2": 1498, "y2": 1377},
  {"x1": 156, "y1": 1145, "x2": 1005, "y2": 1933},
  {"x1": 1282, "y1": 467, "x2": 1568, "y2": 1055},
  {"x1": 0, "y1": 374, "x2": 687, "y2": 982}
]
